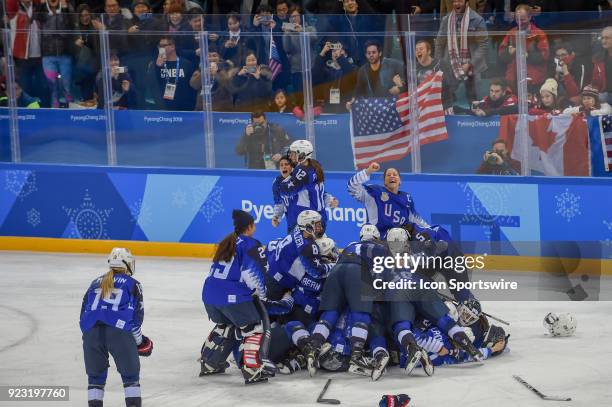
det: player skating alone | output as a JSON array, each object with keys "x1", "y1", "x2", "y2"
[
  {"x1": 80, "y1": 248, "x2": 153, "y2": 407},
  {"x1": 277, "y1": 140, "x2": 338, "y2": 229},
  {"x1": 200, "y1": 210, "x2": 275, "y2": 384}
]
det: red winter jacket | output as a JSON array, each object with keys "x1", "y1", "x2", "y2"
[
  {"x1": 6, "y1": 0, "x2": 42, "y2": 60},
  {"x1": 591, "y1": 58, "x2": 608, "y2": 93},
  {"x1": 499, "y1": 23, "x2": 550, "y2": 87}
]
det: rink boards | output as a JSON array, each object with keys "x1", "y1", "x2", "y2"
[{"x1": 0, "y1": 163, "x2": 610, "y2": 274}]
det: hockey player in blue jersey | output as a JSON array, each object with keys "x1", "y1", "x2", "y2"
[
  {"x1": 348, "y1": 161, "x2": 429, "y2": 238},
  {"x1": 277, "y1": 140, "x2": 338, "y2": 228},
  {"x1": 271, "y1": 155, "x2": 339, "y2": 232},
  {"x1": 80, "y1": 248, "x2": 152, "y2": 407},
  {"x1": 200, "y1": 210, "x2": 275, "y2": 385},
  {"x1": 266, "y1": 210, "x2": 334, "y2": 323}
]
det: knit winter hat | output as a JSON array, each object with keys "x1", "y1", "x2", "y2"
[
  {"x1": 232, "y1": 209, "x2": 254, "y2": 232},
  {"x1": 132, "y1": 0, "x2": 151, "y2": 9},
  {"x1": 581, "y1": 84, "x2": 599, "y2": 99},
  {"x1": 539, "y1": 78, "x2": 558, "y2": 98}
]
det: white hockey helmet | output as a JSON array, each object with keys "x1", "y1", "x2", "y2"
[
  {"x1": 359, "y1": 224, "x2": 380, "y2": 241},
  {"x1": 543, "y1": 312, "x2": 577, "y2": 337},
  {"x1": 316, "y1": 236, "x2": 336, "y2": 257},
  {"x1": 289, "y1": 140, "x2": 313, "y2": 163},
  {"x1": 386, "y1": 227, "x2": 409, "y2": 255},
  {"x1": 297, "y1": 210, "x2": 324, "y2": 238},
  {"x1": 108, "y1": 247, "x2": 135, "y2": 275}
]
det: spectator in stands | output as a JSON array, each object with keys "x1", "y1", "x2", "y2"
[
  {"x1": 499, "y1": 4, "x2": 549, "y2": 91},
  {"x1": 189, "y1": 50, "x2": 234, "y2": 111},
  {"x1": 440, "y1": 0, "x2": 486, "y2": 15},
  {"x1": 230, "y1": 51, "x2": 274, "y2": 112},
  {"x1": 550, "y1": 43, "x2": 590, "y2": 105},
  {"x1": 220, "y1": 13, "x2": 259, "y2": 70},
  {"x1": 435, "y1": 0, "x2": 489, "y2": 107},
  {"x1": 476, "y1": 139, "x2": 521, "y2": 175},
  {"x1": 563, "y1": 84, "x2": 612, "y2": 116},
  {"x1": 592, "y1": 26, "x2": 612, "y2": 103},
  {"x1": 321, "y1": 0, "x2": 384, "y2": 67},
  {"x1": 252, "y1": 4, "x2": 289, "y2": 90},
  {"x1": 150, "y1": 35, "x2": 196, "y2": 110},
  {"x1": 469, "y1": 78, "x2": 518, "y2": 116},
  {"x1": 6, "y1": 0, "x2": 48, "y2": 106},
  {"x1": 96, "y1": 51, "x2": 137, "y2": 109},
  {"x1": 275, "y1": 0, "x2": 290, "y2": 27},
  {"x1": 183, "y1": 9, "x2": 219, "y2": 66},
  {"x1": 415, "y1": 40, "x2": 438, "y2": 85},
  {"x1": 282, "y1": 5, "x2": 317, "y2": 99},
  {"x1": 353, "y1": 40, "x2": 406, "y2": 99},
  {"x1": 93, "y1": 0, "x2": 131, "y2": 55},
  {"x1": 312, "y1": 40, "x2": 358, "y2": 113},
  {"x1": 126, "y1": 0, "x2": 164, "y2": 109},
  {"x1": 73, "y1": 4, "x2": 99, "y2": 106},
  {"x1": 529, "y1": 78, "x2": 564, "y2": 115},
  {"x1": 235, "y1": 111, "x2": 292, "y2": 169},
  {"x1": 269, "y1": 89, "x2": 295, "y2": 113},
  {"x1": 0, "y1": 80, "x2": 41, "y2": 108},
  {"x1": 37, "y1": 0, "x2": 75, "y2": 108}
]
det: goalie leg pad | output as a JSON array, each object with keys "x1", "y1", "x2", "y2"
[{"x1": 200, "y1": 324, "x2": 235, "y2": 372}]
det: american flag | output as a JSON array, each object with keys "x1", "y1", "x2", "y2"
[
  {"x1": 350, "y1": 70, "x2": 448, "y2": 169},
  {"x1": 268, "y1": 37, "x2": 282, "y2": 80},
  {"x1": 600, "y1": 115, "x2": 612, "y2": 171}
]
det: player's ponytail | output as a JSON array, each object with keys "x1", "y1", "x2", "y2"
[
  {"x1": 213, "y1": 232, "x2": 237, "y2": 263},
  {"x1": 100, "y1": 269, "x2": 116, "y2": 298},
  {"x1": 309, "y1": 159, "x2": 325, "y2": 184}
]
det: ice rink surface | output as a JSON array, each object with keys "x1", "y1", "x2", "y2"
[{"x1": 1, "y1": 251, "x2": 611, "y2": 407}]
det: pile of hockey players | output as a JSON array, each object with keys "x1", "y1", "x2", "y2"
[{"x1": 199, "y1": 211, "x2": 511, "y2": 384}]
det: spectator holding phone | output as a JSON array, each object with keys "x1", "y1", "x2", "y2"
[
  {"x1": 282, "y1": 5, "x2": 317, "y2": 100},
  {"x1": 312, "y1": 40, "x2": 358, "y2": 113},
  {"x1": 220, "y1": 13, "x2": 258, "y2": 69},
  {"x1": 468, "y1": 79, "x2": 518, "y2": 117},
  {"x1": 150, "y1": 36, "x2": 196, "y2": 111},
  {"x1": 235, "y1": 111, "x2": 292, "y2": 169},
  {"x1": 549, "y1": 43, "x2": 590, "y2": 105},
  {"x1": 96, "y1": 51, "x2": 137, "y2": 109},
  {"x1": 73, "y1": 4, "x2": 99, "y2": 106},
  {"x1": 230, "y1": 52, "x2": 274, "y2": 112},
  {"x1": 189, "y1": 47, "x2": 234, "y2": 111}
]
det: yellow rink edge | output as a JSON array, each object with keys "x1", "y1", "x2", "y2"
[{"x1": 0, "y1": 236, "x2": 610, "y2": 275}]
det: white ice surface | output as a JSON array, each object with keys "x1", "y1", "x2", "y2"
[{"x1": 1, "y1": 251, "x2": 611, "y2": 407}]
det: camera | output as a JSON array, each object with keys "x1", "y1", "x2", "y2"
[
  {"x1": 329, "y1": 43, "x2": 342, "y2": 50},
  {"x1": 246, "y1": 66, "x2": 257, "y2": 74},
  {"x1": 471, "y1": 100, "x2": 482, "y2": 110},
  {"x1": 282, "y1": 22, "x2": 296, "y2": 31},
  {"x1": 486, "y1": 151, "x2": 501, "y2": 165},
  {"x1": 116, "y1": 66, "x2": 128, "y2": 74},
  {"x1": 260, "y1": 14, "x2": 273, "y2": 23}
]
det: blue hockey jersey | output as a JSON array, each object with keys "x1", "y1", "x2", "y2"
[
  {"x1": 278, "y1": 163, "x2": 328, "y2": 225},
  {"x1": 202, "y1": 235, "x2": 268, "y2": 306},
  {"x1": 267, "y1": 226, "x2": 334, "y2": 291},
  {"x1": 272, "y1": 174, "x2": 300, "y2": 230},
  {"x1": 79, "y1": 274, "x2": 144, "y2": 335},
  {"x1": 347, "y1": 169, "x2": 429, "y2": 237}
]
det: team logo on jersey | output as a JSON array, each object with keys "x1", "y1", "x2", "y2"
[{"x1": 381, "y1": 192, "x2": 389, "y2": 202}]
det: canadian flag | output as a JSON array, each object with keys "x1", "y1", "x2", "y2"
[{"x1": 499, "y1": 114, "x2": 590, "y2": 176}]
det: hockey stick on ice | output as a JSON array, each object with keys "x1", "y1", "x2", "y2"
[
  {"x1": 513, "y1": 375, "x2": 572, "y2": 401},
  {"x1": 317, "y1": 379, "x2": 340, "y2": 405},
  {"x1": 254, "y1": 296, "x2": 271, "y2": 362},
  {"x1": 438, "y1": 292, "x2": 510, "y2": 326}
]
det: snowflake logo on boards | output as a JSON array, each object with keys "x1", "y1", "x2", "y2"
[
  {"x1": 171, "y1": 188, "x2": 187, "y2": 208},
  {"x1": 26, "y1": 208, "x2": 41, "y2": 228},
  {"x1": 459, "y1": 182, "x2": 517, "y2": 237},
  {"x1": 62, "y1": 190, "x2": 114, "y2": 239},
  {"x1": 555, "y1": 188, "x2": 581, "y2": 222},
  {"x1": 4, "y1": 170, "x2": 37, "y2": 200},
  {"x1": 198, "y1": 186, "x2": 224, "y2": 222},
  {"x1": 129, "y1": 199, "x2": 152, "y2": 227}
]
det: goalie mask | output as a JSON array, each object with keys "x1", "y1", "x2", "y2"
[
  {"x1": 543, "y1": 312, "x2": 576, "y2": 337},
  {"x1": 108, "y1": 247, "x2": 135, "y2": 275},
  {"x1": 457, "y1": 298, "x2": 482, "y2": 327},
  {"x1": 297, "y1": 210, "x2": 324, "y2": 238}
]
